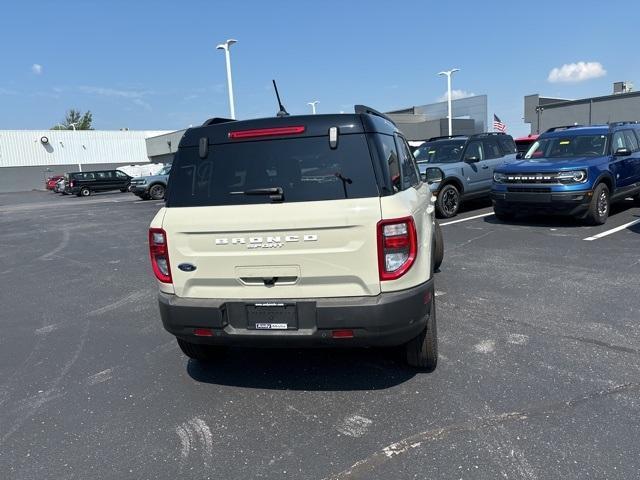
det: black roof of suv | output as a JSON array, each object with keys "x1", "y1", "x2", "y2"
[{"x1": 167, "y1": 105, "x2": 420, "y2": 208}]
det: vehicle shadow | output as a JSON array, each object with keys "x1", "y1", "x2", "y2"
[
  {"x1": 186, "y1": 347, "x2": 417, "y2": 391},
  {"x1": 459, "y1": 197, "x2": 492, "y2": 214},
  {"x1": 484, "y1": 198, "x2": 638, "y2": 228},
  {"x1": 629, "y1": 215, "x2": 640, "y2": 234}
]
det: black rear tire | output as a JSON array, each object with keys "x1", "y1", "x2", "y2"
[
  {"x1": 633, "y1": 194, "x2": 640, "y2": 206},
  {"x1": 80, "y1": 187, "x2": 91, "y2": 197},
  {"x1": 436, "y1": 184, "x2": 461, "y2": 218},
  {"x1": 177, "y1": 338, "x2": 225, "y2": 362},
  {"x1": 404, "y1": 302, "x2": 438, "y2": 371},
  {"x1": 433, "y1": 221, "x2": 444, "y2": 271},
  {"x1": 583, "y1": 183, "x2": 609, "y2": 225}
]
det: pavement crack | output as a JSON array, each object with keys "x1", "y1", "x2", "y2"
[{"x1": 324, "y1": 382, "x2": 640, "y2": 480}]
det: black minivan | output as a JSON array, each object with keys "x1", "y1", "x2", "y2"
[{"x1": 65, "y1": 170, "x2": 132, "y2": 197}]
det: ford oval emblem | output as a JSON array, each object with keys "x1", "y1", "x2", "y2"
[{"x1": 178, "y1": 263, "x2": 197, "y2": 272}]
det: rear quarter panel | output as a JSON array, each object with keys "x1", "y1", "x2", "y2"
[{"x1": 379, "y1": 184, "x2": 433, "y2": 293}]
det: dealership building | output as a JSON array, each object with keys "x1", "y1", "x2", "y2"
[
  {"x1": 0, "y1": 130, "x2": 169, "y2": 193},
  {"x1": 524, "y1": 82, "x2": 640, "y2": 134}
]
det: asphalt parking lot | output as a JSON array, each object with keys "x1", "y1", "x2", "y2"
[{"x1": 1, "y1": 191, "x2": 639, "y2": 480}]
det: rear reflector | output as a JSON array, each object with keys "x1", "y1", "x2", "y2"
[
  {"x1": 331, "y1": 329, "x2": 354, "y2": 339},
  {"x1": 194, "y1": 328, "x2": 214, "y2": 337},
  {"x1": 228, "y1": 126, "x2": 305, "y2": 139}
]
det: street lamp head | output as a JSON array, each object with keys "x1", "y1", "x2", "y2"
[
  {"x1": 438, "y1": 68, "x2": 460, "y2": 76},
  {"x1": 217, "y1": 39, "x2": 237, "y2": 50}
]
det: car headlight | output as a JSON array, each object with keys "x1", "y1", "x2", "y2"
[
  {"x1": 557, "y1": 170, "x2": 587, "y2": 184},
  {"x1": 493, "y1": 172, "x2": 507, "y2": 183}
]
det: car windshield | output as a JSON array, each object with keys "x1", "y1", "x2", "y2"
[
  {"x1": 525, "y1": 134, "x2": 608, "y2": 159},
  {"x1": 158, "y1": 165, "x2": 172, "y2": 175},
  {"x1": 413, "y1": 140, "x2": 466, "y2": 164}
]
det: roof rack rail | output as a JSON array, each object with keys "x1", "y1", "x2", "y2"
[
  {"x1": 544, "y1": 125, "x2": 583, "y2": 133},
  {"x1": 354, "y1": 105, "x2": 396, "y2": 126},
  {"x1": 201, "y1": 117, "x2": 236, "y2": 127},
  {"x1": 608, "y1": 121, "x2": 640, "y2": 127},
  {"x1": 426, "y1": 135, "x2": 467, "y2": 142},
  {"x1": 470, "y1": 132, "x2": 506, "y2": 138}
]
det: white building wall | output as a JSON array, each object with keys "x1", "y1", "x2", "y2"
[{"x1": 0, "y1": 130, "x2": 170, "y2": 168}]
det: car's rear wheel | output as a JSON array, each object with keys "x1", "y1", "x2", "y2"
[
  {"x1": 583, "y1": 183, "x2": 609, "y2": 225},
  {"x1": 177, "y1": 338, "x2": 225, "y2": 362},
  {"x1": 80, "y1": 187, "x2": 91, "y2": 197},
  {"x1": 436, "y1": 184, "x2": 460, "y2": 218},
  {"x1": 404, "y1": 302, "x2": 437, "y2": 371},
  {"x1": 120, "y1": 188, "x2": 128, "y2": 193},
  {"x1": 633, "y1": 193, "x2": 640, "y2": 206},
  {"x1": 149, "y1": 184, "x2": 166, "y2": 200},
  {"x1": 433, "y1": 221, "x2": 444, "y2": 271}
]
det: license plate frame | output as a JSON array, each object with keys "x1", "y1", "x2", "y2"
[{"x1": 246, "y1": 303, "x2": 298, "y2": 330}]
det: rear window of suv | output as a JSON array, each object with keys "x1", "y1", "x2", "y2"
[{"x1": 166, "y1": 134, "x2": 379, "y2": 207}]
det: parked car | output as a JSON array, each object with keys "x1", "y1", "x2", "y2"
[
  {"x1": 65, "y1": 170, "x2": 132, "y2": 197},
  {"x1": 491, "y1": 123, "x2": 640, "y2": 224},
  {"x1": 514, "y1": 134, "x2": 539, "y2": 155},
  {"x1": 149, "y1": 106, "x2": 444, "y2": 370},
  {"x1": 413, "y1": 133, "x2": 518, "y2": 218},
  {"x1": 46, "y1": 175, "x2": 64, "y2": 190},
  {"x1": 130, "y1": 164, "x2": 171, "y2": 200}
]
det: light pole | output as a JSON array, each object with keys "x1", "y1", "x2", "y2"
[
  {"x1": 438, "y1": 68, "x2": 460, "y2": 136},
  {"x1": 307, "y1": 101, "x2": 319, "y2": 114},
  {"x1": 68, "y1": 123, "x2": 77, "y2": 131},
  {"x1": 216, "y1": 39, "x2": 237, "y2": 119}
]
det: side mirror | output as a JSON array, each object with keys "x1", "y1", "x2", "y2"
[
  {"x1": 464, "y1": 156, "x2": 480, "y2": 163},
  {"x1": 516, "y1": 152, "x2": 524, "y2": 159},
  {"x1": 614, "y1": 147, "x2": 632, "y2": 156},
  {"x1": 425, "y1": 167, "x2": 444, "y2": 184}
]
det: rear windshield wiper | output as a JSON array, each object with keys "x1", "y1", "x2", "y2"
[{"x1": 230, "y1": 187, "x2": 284, "y2": 202}]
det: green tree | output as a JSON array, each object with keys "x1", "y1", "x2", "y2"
[{"x1": 51, "y1": 109, "x2": 93, "y2": 130}]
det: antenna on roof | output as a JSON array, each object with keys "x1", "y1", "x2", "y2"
[{"x1": 272, "y1": 80, "x2": 289, "y2": 117}]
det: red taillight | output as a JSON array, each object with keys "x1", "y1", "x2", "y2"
[
  {"x1": 70, "y1": 180, "x2": 75, "y2": 188},
  {"x1": 228, "y1": 126, "x2": 305, "y2": 139},
  {"x1": 377, "y1": 217, "x2": 417, "y2": 281},
  {"x1": 149, "y1": 228, "x2": 172, "y2": 283}
]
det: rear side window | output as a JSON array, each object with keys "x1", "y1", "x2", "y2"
[
  {"x1": 482, "y1": 138, "x2": 502, "y2": 159},
  {"x1": 497, "y1": 136, "x2": 517, "y2": 154},
  {"x1": 395, "y1": 135, "x2": 420, "y2": 188},
  {"x1": 167, "y1": 134, "x2": 379, "y2": 207}
]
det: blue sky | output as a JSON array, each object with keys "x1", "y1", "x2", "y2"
[{"x1": 1, "y1": 0, "x2": 638, "y2": 136}]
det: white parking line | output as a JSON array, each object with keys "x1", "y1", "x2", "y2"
[
  {"x1": 440, "y1": 212, "x2": 494, "y2": 226},
  {"x1": 583, "y1": 218, "x2": 640, "y2": 241}
]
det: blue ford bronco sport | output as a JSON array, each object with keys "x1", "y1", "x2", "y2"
[
  {"x1": 491, "y1": 123, "x2": 640, "y2": 225},
  {"x1": 414, "y1": 133, "x2": 517, "y2": 218}
]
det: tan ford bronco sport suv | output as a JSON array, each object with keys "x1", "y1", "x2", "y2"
[{"x1": 149, "y1": 106, "x2": 444, "y2": 370}]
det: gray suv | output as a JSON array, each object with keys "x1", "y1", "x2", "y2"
[
  {"x1": 414, "y1": 133, "x2": 517, "y2": 218},
  {"x1": 130, "y1": 164, "x2": 171, "y2": 200}
]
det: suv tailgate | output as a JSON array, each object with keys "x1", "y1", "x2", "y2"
[{"x1": 163, "y1": 199, "x2": 382, "y2": 299}]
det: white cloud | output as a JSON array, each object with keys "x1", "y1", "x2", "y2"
[
  {"x1": 79, "y1": 85, "x2": 151, "y2": 98},
  {"x1": 548, "y1": 61, "x2": 606, "y2": 83},
  {"x1": 437, "y1": 89, "x2": 475, "y2": 102},
  {"x1": 32, "y1": 64, "x2": 43, "y2": 75},
  {"x1": 0, "y1": 87, "x2": 18, "y2": 95}
]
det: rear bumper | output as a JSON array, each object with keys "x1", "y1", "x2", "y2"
[
  {"x1": 491, "y1": 188, "x2": 592, "y2": 215},
  {"x1": 158, "y1": 279, "x2": 434, "y2": 347}
]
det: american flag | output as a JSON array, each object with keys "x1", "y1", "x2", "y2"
[{"x1": 493, "y1": 114, "x2": 507, "y2": 133}]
